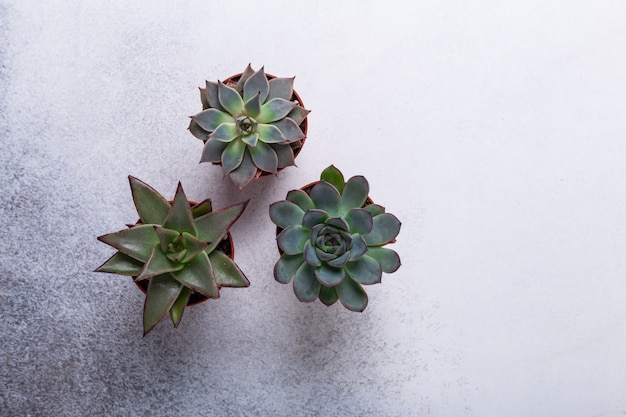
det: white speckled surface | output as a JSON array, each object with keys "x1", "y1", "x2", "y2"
[{"x1": 2, "y1": 1, "x2": 626, "y2": 416}]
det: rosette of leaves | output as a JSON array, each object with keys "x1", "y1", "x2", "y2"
[
  {"x1": 189, "y1": 64, "x2": 310, "y2": 189},
  {"x1": 96, "y1": 177, "x2": 250, "y2": 335},
  {"x1": 269, "y1": 166, "x2": 401, "y2": 312}
]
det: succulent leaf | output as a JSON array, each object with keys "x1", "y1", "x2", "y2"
[
  {"x1": 293, "y1": 263, "x2": 321, "y2": 302},
  {"x1": 309, "y1": 223, "x2": 324, "y2": 243},
  {"x1": 257, "y1": 98, "x2": 297, "y2": 124},
  {"x1": 228, "y1": 151, "x2": 258, "y2": 188},
  {"x1": 189, "y1": 119, "x2": 210, "y2": 140},
  {"x1": 180, "y1": 232, "x2": 210, "y2": 263},
  {"x1": 195, "y1": 200, "x2": 249, "y2": 253},
  {"x1": 315, "y1": 246, "x2": 337, "y2": 262},
  {"x1": 363, "y1": 213, "x2": 401, "y2": 246},
  {"x1": 320, "y1": 165, "x2": 345, "y2": 194},
  {"x1": 210, "y1": 122, "x2": 239, "y2": 142},
  {"x1": 170, "y1": 252, "x2": 218, "y2": 298},
  {"x1": 205, "y1": 81, "x2": 225, "y2": 111},
  {"x1": 193, "y1": 109, "x2": 234, "y2": 132},
  {"x1": 340, "y1": 176, "x2": 369, "y2": 215},
  {"x1": 136, "y1": 246, "x2": 184, "y2": 281},
  {"x1": 143, "y1": 273, "x2": 183, "y2": 335},
  {"x1": 97, "y1": 224, "x2": 159, "y2": 262},
  {"x1": 163, "y1": 184, "x2": 197, "y2": 236},
  {"x1": 310, "y1": 181, "x2": 341, "y2": 215},
  {"x1": 267, "y1": 77, "x2": 295, "y2": 101},
  {"x1": 218, "y1": 81, "x2": 244, "y2": 116},
  {"x1": 221, "y1": 139, "x2": 246, "y2": 174},
  {"x1": 274, "y1": 254, "x2": 305, "y2": 284},
  {"x1": 169, "y1": 287, "x2": 191, "y2": 327},
  {"x1": 154, "y1": 227, "x2": 181, "y2": 253},
  {"x1": 303, "y1": 240, "x2": 322, "y2": 267},
  {"x1": 318, "y1": 285, "x2": 339, "y2": 306},
  {"x1": 271, "y1": 118, "x2": 305, "y2": 142},
  {"x1": 129, "y1": 176, "x2": 170, "y2": 225},
  {"x1": 277, "y1": 225, "x2": 309, "y2": 255},
  {"x1": 348, "y1": 235, "x2": 368, "y2": 261},
  {"x1": 200, "y1": 139, "x2": 228, "y2": 163},
  {"x1": 256, "y1": 123, "x2": 287, "y2": 144},
  {"x1": 344, "y1": 208, "x2": 374, "y2": 234},
  {"x1": 286, "y1": 189, "x2": 315, "y2": 211},
  {"x1": 363, "y1": 204, "x2": 386, "y2": 216},
  {"x1": 249, "y1": 140, "x2": 278, "y2": 174},
  {"x1": 271, "y1": 143, "x2": 296, "y2": 169},
  {"x1": 365, "y1": 247, "x2": 401, "y2": 273},
  {"x1": 286, "y1": 106, "x2": 310, "y2": 125},
  {"x1": 166, "y1": 248, "x2": 187, "y2": 263},
  {"x1": 243, "y1": 67, "x2": 269, "y2": 103},
  {"x1": 208, "y1": 250, "x2": 250, "y2": 287},
  {"x1": 236, "y1": 64, "x2": 255, "y2": 92},
  {"x1": 269, "y1": 200, "x2": 305, "y2": 229},
  {"x1": 324, "y1": 216, "x2": 350, "y2": 232},
  {"x1": 335, "y1": 278, "x2": 368, "y2": 312},
  {"x1": 301, "y1": 209, "x2": 330, "y2": 229},
  {"x1": 241, "y1": 133, "x2": 259, "y2": 147},
  {"x1": 326, "y1": 252, "x2": 351, "y2": 268},
  {"x1": 243, "y1": 92, "x2": 262, "y2": 119},
  {"x1": 191, "y1": 199, "x2": 213, "y2": 218},
  {"x1": 345, "y1": 255, "x2": 382, "y2": 285},
  {"x1": 199, "y1": 87, "x2": 210, "y2": 110},
  {"x1": 315, "y1": 265, "x2": 345, "y2": 287},
  {"x1": 95, "y1": 252, "x2": 144, "y2": 276}
]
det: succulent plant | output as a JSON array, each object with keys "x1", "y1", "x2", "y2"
[
  {"x1": 96, "y1": 177, "x2": 250, "y2": 335},
  {"x1": 269, "y1": 166, "x2": 401, "y2": 312},
  {"x1": 189, "y1": 64, "x2": 310, "y2": 188}
]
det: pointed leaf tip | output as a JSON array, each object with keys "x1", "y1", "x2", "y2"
[
  {"x1": 163, "y1": 184, "x2": 197, "y2": 235},
  {"x1": 320, "y1": 165, "x2": 345, "y2": 194},
  {"x1": 194, "y1": 199, "x2": 249, "y2": 252},
  {"x1": 209, "y1": 250, "x2": 250, "y2": 288},
  {"x1": 128, "y1": 176, "x2": 171, "y2": 224}
]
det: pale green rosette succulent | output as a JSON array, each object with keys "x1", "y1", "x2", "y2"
[
  {"x1": 189, "y1": 64, "x2": 310, "y2": 188},
  {"x1": 269, "y1": 166, "x2": 401, "y2": 311},
  {"x1": 96, "y1": 177, "x2": 249, "y2": 335}
]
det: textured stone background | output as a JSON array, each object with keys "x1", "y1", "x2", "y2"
[{"x1": 2, "y1": 1, "x2": 626, "y2": 416}]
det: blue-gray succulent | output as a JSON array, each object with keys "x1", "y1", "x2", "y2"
[
  {"x1": 190, "y1": 65, "x2": 310, "y2": 188},
  {"x1": 269, "y1": 166, "x2": 401, "y2": 311}
]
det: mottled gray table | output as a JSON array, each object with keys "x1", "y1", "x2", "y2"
[{"x1": 2, "y1": 1, "x2": 626, "y2": 416}]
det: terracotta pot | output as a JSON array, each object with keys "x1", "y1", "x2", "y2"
[
  {"x1": 211, "y1": 72, "x2": 308, "y2": 178},
  {"x1": 132, "y1": 200, "x2": 234, "y2": 306}
]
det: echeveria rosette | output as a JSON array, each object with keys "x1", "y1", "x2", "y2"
[
  {"x1": 96, "y1": 177, "x2": 250, "y2": 335},
  {"x1": 189, "y1": 64, "x2": 310, "y2": 188},
  {"x1": 269, "y1": 166, "x2": 401, "y2": 312}
]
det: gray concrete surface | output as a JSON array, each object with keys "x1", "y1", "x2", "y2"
[{"x1": 2, "y1": 1, "x2": 626, "y2": 416}]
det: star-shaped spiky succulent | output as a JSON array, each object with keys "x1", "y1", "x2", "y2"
[
  {"x1": 96, "y1": 177, "x2": 249, "y2": 335},
  {"x1": 269, "y1": 166, "x2": 401, "y2": 312},
  {"x1": 189, "y1": 64, "x2": 310, "y2": 188}
]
